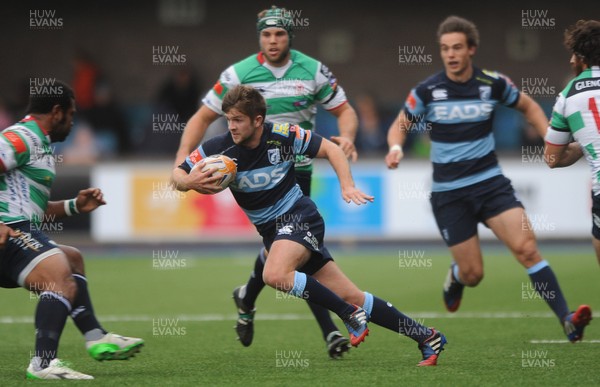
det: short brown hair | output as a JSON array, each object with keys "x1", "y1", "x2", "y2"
[
  {"x1": 564, "y1": 19, "x2": 600, "y2": 67},
  {"x1": 437, "y1": 16, "x2": 479, "y2": 47},
  {"x1": 222, "y1": 85, "x2": 267, "y2": 121}
]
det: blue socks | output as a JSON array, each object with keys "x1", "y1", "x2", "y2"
[
  {"x1": 289, "y1": 271, "x2": 353, "y2": 317},
  {"x1": 289, "y1": 274, "x2": 432, "y2": 343},
  {"x1": 368, "y1": 295, "x2": 432, "y2": 343},
  {"x1": 527, "y1": 260, "x2": 569, "y2": 320}
]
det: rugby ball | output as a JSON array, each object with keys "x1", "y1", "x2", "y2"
[{"x1": 192, "y1": 155, "x2": 237, "y2": 191}]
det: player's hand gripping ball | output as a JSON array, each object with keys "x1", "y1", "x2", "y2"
[{"x1": 192, "y1": 155, "x2": 237, "y2": 192}]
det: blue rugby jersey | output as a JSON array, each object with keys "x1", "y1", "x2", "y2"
[
  {"x1": 404, "y1": 67, "x2": 520, "y2": 192},
  {"x1": 179, "y1": 122, "x2": 322, "y2": 225}
]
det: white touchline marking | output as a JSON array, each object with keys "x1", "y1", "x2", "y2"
[
  {"x1": 529, "y1": 340, "x2": 600, "y2": 344},
  {"x1": 0, "y1": 311, "x2": 596, "y2": 324}
]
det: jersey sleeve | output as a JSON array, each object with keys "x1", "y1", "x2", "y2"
[
  {"x1": 403, "y1": 87, "x2": 427, "y2": 119},
  {"x1": 549, "y1": 94, "x2": 569, "y2": 131},
  {"x1": 497, "y1": 73, "x2": 520, "y2": 107},
  {"x1": 0, "y1": 128, "x2": 32, "y2": 172},
  {"x1": 178, "y1": 135, "x2": 225, "y2": 173},
  {"x1": 290, "y1": 125, "x2": 322, "y2": 158},
  {"x1": 545, "y1": 127, "x2": 571, "y2": 145},
  {"x1": 545, "y1": 94, "x2": 571, "y2": 145},
  {"x1": 314, "y1": 62, "x2": 347, "y2": 110},
  {"x1": 201, "y1": 66, "x2": 241, "y2": 115}
]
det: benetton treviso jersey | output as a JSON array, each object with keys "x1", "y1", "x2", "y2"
[
  {"x1": 202, "y1": 49, "x2": 346, "y2": 169},
  {"x1": 0, "y1": 116, "x2": 55, "y2": 224},
  {"x1": 404, "y1": 67, "x2": 520, "y2": 192},
  {"x1": 546, "y1": 66, "x2": 600, "y2": 195},
  {"x1": 180, "y1": 122, "x2": 322, "y2": 225}
]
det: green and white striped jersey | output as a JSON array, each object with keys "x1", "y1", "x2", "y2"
[
  {"x1": 0, "y1": 116, "x2": 55, "y2": 224},
  {"x1": 547, "y1": 66, "x2": 600, "y2": 194},
  {"x1": 202, "y1": 49, "x2": 348, "y2": 169}
]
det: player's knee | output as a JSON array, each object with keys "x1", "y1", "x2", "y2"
[
  {"x1": 33, "y1": 275, "x2": 77, "y2": 303},
  {"x1": 262, "y1": 269, "x2": 292, "y2": 291},
  {"x1": 62, "y1": 245, "x2": 85, "y2": 275},
  {"x1": 513, "y1": 239, "x2": 540, "y2": 266}
]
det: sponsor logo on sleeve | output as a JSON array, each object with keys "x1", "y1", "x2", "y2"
[
  {"x1": 2, "y1": 132, "x2": 27, "y2": 154},
  {"x1": 272, "y1": 123, "x2": 291, "y2": 137},
  {"x1": 320, "y1": 64, "x2": 338, "y2": 91},
  {"x1": 406, "y1": 92, "x2": 417, "y2": 111},
  {"x1": 213, "y1": 81, "x2": 224, "y2": 96},
  {"x1": 189, "y1": 149, "x2": 202, "y2": 164}
]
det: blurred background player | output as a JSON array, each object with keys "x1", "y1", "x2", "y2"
[
  {"x1": 0, "y1": 81, "x2": 143, "y2": 380},
  {"x1": 172, "y1": 85, "x2": 447, "y2": 366},
  {"x1": 173, "y1": 6, "x2": 359, "y2": 357},
  {"x1": 385, "y1": 16, "x2": 591, "y2": 342},
  {"x1": 544, "y1": 20, "x2": 600, "y2": 268}
]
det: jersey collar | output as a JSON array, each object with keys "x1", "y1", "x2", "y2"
[{"x1": 20, "y1": 115, "x2": 49, "y2": 135}]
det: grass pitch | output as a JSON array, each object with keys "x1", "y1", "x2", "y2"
[{"x1": 0, "y1": 244, "x2": 598, "y2": 386}]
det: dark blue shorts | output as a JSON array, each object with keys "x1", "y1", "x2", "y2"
[
  {"x1": 430, "y1": 175, "x2": 524, "y2": 247},
  {"x1": 0, "y1": 221, "x2": 61, "y2": 289},
  {"x1": 295, "y1": 170, "x2": 312, "y2": 197},
  {"x1": 255, "y1": 196, "x2": 333, "y2": 275},
  {"x1": 591, "y1": 192, "x2": 600, "y2": 240}
]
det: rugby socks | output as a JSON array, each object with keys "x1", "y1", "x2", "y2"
[
  {"x1": 305, "y1": 301, "x2": 338, "y2": 340},
  {"x1": 527, "y1": 260, "x2": 570, "y2": 320},
  {"x1": 452, "y1": 262, "x2": 464, "y2": 285},
  {"x1": 289, "y1": 274, "x2": 433, "y2": 342},
  {"x1": 289, "y1": 271, "x2": 350, "y2": 316},
  {"x1": 242, "y1": 248, "x2": 267, "y2": 309},
  {"x1": 34, "y1": 292, "x2": 71, "y2": 369},
  {"x1": 71, "y1": 274, "x2": 107, "y2": 340},
  {"x1": 367, "y1": 294, "x2": 433, "y2": 343}
]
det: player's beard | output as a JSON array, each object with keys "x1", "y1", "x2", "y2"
[
  {"x1": 49, "y1": 116, "x2": 72, "y2": 143},
  {"x1": 265, "y1": 46, "x2": 290, "y2": 66}
]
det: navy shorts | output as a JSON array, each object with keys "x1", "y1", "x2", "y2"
[
  {"x1": 0, "y1": 221, "x2": 61, "y2": 289},
  {"x1": 295, "y1": 169, "x2": 312, "y2": 197},
  {"x1": 430, "y1": 175, "x2": 524, "y2": 247},
  {"x1": 591, "y1": 192, "x2": 600, "y2": 240},
  {"x1": 255, "y1": 196, "x2": 333, "y2": 275}
]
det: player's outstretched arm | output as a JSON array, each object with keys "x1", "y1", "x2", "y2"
[
  {"x1": 515, "y1": 93, "x2": 549, "y2": 138},
  {"x1": 328, "y1": 103, "x2": 359, "y2": 162},
  {"x1": 173, "y1": 105, "x2": 220, "y2": 167},
  {"x1": 385, "y1": 110, "x2": 411, "y2": 169},
  {"x1": 315, "y1": 138, "x2": 374, "y2": 205},
  {"x1": 45, "y1": 188, "x2": 107, "y2": 218}
]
